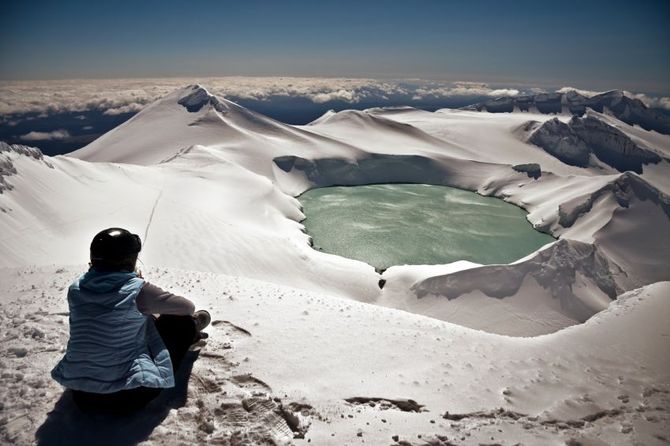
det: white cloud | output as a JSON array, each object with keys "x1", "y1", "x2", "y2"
[
  {"x1": 658, "y1": 97, "x2": 670, "y2": 110},
  {"x1": 453, "y1": 81, "x2": 489, "y2": 88},
  {"x1": 411, "y1": 83, "x2": 520, "y2": 100},
  {"x1": 310, "y1": 89, "x2": 361, "y2": 104},
  {"x1": 1, "y1": 78, "x2": 668, "y2": 117},
  {"x1": 489, "y1": 88, "x2": 520, "y2": 97},
  {"x1": 0, "y1": 78, "x2": 526, "y2": 116},
  {"x1": 623, "y1": 91, "x2": 670, "y2": 110},
  {"x1": 102, "y1": 103, "x2": 146, "y2": 115},
  {"x1": 19, "y1": 129, "x2": 71, "y2": 141}
]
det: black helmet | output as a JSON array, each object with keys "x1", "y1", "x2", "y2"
[{"x1": 90, "y1": 228, "x2": 141, "y2": 270}]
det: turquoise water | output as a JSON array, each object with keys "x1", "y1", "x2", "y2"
[{"x1": 299, "y1": 184, "x2": 554, "y2": 270}]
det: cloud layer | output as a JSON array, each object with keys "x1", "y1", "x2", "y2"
[
  {"x1": 19, "y1": 129, "x2": 71, "y2": 141},
  {"x1": 1, "y1": 78, "x2": 669, "y2": 117}
]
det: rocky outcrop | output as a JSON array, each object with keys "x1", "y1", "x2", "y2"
[
  {"x1": 527, "y1": 115, "x2": 662, "y2": 173},
  {"x1": 273, "y1": 154, "x2": 452, "y2": 188},
  {"x1": 178, "y1": 84, "x2": 230, "y2": 114},
  {"x1": 512, "y1": 163, "x2": 541, "y2": 179},
  {"x1": 0, "y1": 142, "x2": 51, "y2": 194},
  {"x1": 570, "y1": 115, "x2": 662, "y2": 172},
  {"x1": 528, "y1": 119, "x2": 591, "y2": 167}
]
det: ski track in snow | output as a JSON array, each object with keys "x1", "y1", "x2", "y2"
[{"x1": 143, "y1": 188, "x2": 163, "y2": 246}]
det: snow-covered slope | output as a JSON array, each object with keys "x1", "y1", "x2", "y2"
[
  {"x1": 0, "y1": 141, "x2": 379, "y2": 301},
  {"x1": 304, "y1": 108, "x2": 480, "y2": 160},
  {"x1": 1, "y1": 85, "x2": 669, "y2": 444},
  {"x1": 4, "y1": 85, "x2": 670, "y2": 331},
  {"x1": 380, "y1": 239, "x2": 618, "y2": 336},
  {"x1": 1, "y1": 267, "x2": 669, "y2": 445},
  {"x1": 361, "y1": 107, "x2": 598, "y2": 176},
  {"x1": 71, "y1": 84, "x2": 364, "y2": 172}
]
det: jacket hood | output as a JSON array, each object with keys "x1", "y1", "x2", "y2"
[{"x1": 79, "y1": 268, "x2": 138, "y2": 293}]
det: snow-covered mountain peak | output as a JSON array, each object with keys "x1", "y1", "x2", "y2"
[
  {"x1": 176, "y1": 84, "x2": 230, "y2": 114},
  {"x1": 596, "y1": 89, "x2": 625, "y2": 99},
  {"x1": 313, "y1": 109, "x2": 376, "y2": 126},
  {"x1": 308, "y1": 109, "x2": 418, "y2": 133},
  {"x1": 562, "y1": 89, "x2": 589, "y2": 100},
  {"x1": 69, "y1": 85, "x2": 361, "y2": 166},
  {"x1": 307, "y1": 109, "x2": 337, "y2": 125}
]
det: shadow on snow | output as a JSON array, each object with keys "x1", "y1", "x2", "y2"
[{"x1": 35, "y1": 351, "x2": 199, "y2": 446}]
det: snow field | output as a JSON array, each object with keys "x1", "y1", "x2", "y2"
[
  {"x1": 1, "y1": 84, "x2": 669, "y2": 444},
  {"x1": 0, "y1": 266, "x2": 668, "y2": 445}
]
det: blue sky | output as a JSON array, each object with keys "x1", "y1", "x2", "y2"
[{"x1": 1, "y1": 0, "x2": 669, "y2": 93}]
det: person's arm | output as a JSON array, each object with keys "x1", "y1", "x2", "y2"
[{"x1": 136, "y1": 282, "x2": 196, "y2": 316}]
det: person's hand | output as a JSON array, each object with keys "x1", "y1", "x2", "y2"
[{"x1": 136, "y1": 268, "x2": 144, "y2": 279}]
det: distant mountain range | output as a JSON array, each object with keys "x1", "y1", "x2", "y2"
[{"x1": 463, "y1": 90, "x2": 670, "y2": 134}]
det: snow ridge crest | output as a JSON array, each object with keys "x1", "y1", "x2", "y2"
[
  {"x1": 0, "y1": 142, "x2": 51, "y2": 195},
  {"x1": 558, "y1": 172, "x2": 670, "y2": 228},
  {"x1": 412, "y1": 239, "x2": 620, "y2": 323},
  {"x1": 177, "y1": 84, "x2": 230, "y2": 114}
]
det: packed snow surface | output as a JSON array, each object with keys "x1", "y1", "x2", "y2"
[{"x1": 1, "y1": 84, "x2": 669, "y2": 445}]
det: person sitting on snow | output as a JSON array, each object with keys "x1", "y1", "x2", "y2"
[{"x1": 51, "y1": 227, "x2": 211, "y2": 414}]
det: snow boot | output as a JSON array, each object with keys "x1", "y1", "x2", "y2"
[
  {"x1": 188, "y1": 310, "x2": 211, "y2": 346},
  {"x1": 193, "y1": 310, "x2": 211, "y2": 332}
]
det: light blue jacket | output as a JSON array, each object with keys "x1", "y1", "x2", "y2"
[{"x1": 51, "y1": 269, "x2": 175, "y2": 393}]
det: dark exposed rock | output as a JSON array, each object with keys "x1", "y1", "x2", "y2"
[
  {"x1": 512, "y1": 163, "x2": 541, "y2": 179},
  {"x1": 570, "y1": 115, "x2": 661, "y2": 173},
  {"x1": 345, "y1": 397, "x2": 425, "y2": 412},
  {"x1": 526, "y1": 115, "x2": 662, "y2": 173},
  {"x1": 178, "y1": 85, "x2": 230, "y2": 114},
  {"x1": 528, "y1": 118, "x2": 591, "y2": 167}
]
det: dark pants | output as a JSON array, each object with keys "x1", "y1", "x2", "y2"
[{"x1": 72, "y1": 315, "x2": 197, "y2": 414}]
